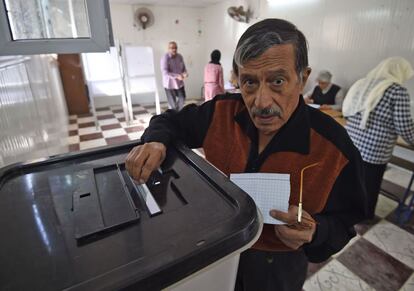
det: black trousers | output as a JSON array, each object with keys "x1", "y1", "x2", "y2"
[
  {"x1": 235, "y1": 249, "x2": 308, "y2": 291},
  {"x1": 363, "y1": 161, "x2": 387, "y2": 219},
  {"x1": 165, "y1": 87, "x2": 186, "y2": 110}
]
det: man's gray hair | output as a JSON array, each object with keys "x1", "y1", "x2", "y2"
[{"x1": 232, "y1": 19, "x2": 309, "y2": 78}]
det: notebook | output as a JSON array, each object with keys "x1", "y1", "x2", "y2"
[{"x1": 230, "y1": 173, "x2": 290, "y2": 224}]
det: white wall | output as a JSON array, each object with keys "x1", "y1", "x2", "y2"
[
  {"x1": 203, "y1": 0, "x2": 414, "y2": 109},
  {"x1": 109, "y1": 3, "x2": 206, "y2": 103},
  {"x1": 109, "y1": 0, "x2": 414, "y2": 113},
  {"x1": 203, "y1": 0, "x2": 249, "y2": 87}
]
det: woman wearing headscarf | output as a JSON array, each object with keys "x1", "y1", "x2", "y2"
[
  {"x1": 343, "y1": 57, "x2": 414, "y2": 219},
  {"x1": 204, "y1": 49, "x2": 225, "y2": 102}
]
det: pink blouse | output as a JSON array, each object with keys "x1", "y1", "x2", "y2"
[{"x1": 204, "y1": 63, "x2": 225, "y2": 101}]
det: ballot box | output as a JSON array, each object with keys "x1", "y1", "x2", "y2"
[{"x1": 0, "y1": 141, "x2": 261, "y2": 291}]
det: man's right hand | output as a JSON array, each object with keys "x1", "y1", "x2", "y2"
[{"x1": 125, "y1": 142, "x2": 167, "y2": 184}]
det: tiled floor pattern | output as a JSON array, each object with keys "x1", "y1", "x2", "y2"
[
  {"x1": 304, "y1": 188, "x2": 414, "y2": 291},
  {"x1": 66, "y1": 101, "x2": 414, "y2": 291},
  {"x1": 67, "y1": 100, "x2": 201, "y2": 151}
]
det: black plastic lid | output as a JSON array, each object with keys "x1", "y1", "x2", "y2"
[{"x1": 0, "y1": 141, "x2": 259, "y2": 291}]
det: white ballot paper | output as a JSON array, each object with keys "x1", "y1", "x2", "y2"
[{"x1": 230, "y1": 173, "x2": 290, "y2": 225}]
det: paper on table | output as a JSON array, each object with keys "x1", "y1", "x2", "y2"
[
  {"x1": 308, "y1": 104, "x2": 320, "y2": 109},
  {"x1": 230, "y1": 173, "x2": 290, "y2": 225}
]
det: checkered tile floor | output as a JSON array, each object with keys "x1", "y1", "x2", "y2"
[
  {"x1": 66, "y1": 101, "x2": 414, "y2": 291},
  {"x1": 304, "y1": 190, "x2": 414, "y2": 291},
  {"x1": 67, "y1": 100, "x2": 202, "y2": 151}
]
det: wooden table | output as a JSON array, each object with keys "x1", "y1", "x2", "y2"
[
  {"x1": 321, "y1": 109, "x2": 347, "y2": 126},
  {"x1": 397, "y1": 137, "x2": 414, "y2": 151}
]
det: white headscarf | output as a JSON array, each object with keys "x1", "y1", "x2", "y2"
[{"x1": 342, "y1": 57, "x2": 414, "y2": 129}]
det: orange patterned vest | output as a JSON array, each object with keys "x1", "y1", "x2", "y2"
[{"x1": 202, "y1": 98, "x2": 349, "y2": 251}]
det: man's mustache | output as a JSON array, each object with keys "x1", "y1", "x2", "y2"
[{"x1": 251, "y1": 105, "x2": 282, "y2": 118}]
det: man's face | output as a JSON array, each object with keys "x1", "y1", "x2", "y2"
[
  {"x1": 238, "y1": 44, "x2": 310, "y2": 136},
  {"x1": 168, "y1": 43, "x2": 177, "y2": 56},
  {"x1": 318, "y1": 81, "x2": 330, "y2": 90}
]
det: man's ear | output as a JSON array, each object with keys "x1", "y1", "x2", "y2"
[{"x1": 302, "y1": 67, "x2": 312, "y2": 85}]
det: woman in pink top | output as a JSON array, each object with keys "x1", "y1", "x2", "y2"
[{"x1": 204, "y1": 50, "x2": 225, "y2": 101}]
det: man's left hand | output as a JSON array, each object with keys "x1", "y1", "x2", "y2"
[{"x1": 270, "y1": 205, "x2": 316, "y2": 250}]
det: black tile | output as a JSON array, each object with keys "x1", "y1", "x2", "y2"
[
  {"x1": 96, "y1": 107, "x2": 110, "y2": 111},
  {"x1": 337, "y1": 237, "x2": 413, "y2": 291}
]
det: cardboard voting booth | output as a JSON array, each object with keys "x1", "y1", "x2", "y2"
[{"x1": 0, "y1": 141, "x2": 261, "y2": 291}]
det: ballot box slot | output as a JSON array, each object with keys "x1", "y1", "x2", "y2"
[
  {"x1": 73, "y1": 164, "x2": 139, "y2": 244},
  {"x1": 170, "y1": 181, "x2": 188, "y2": 205},
  {"x1": 115, "y1": 163, "x2": 138, "y2": 214},
  {"x1": 127, "y1": 173, "x2": 163, "y2": 217},
  {"x1": 146, "y1": 169, "x2": 189, "y2": 214}
]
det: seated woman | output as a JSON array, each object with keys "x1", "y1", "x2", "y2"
[
  {"x1": 304, "y1": 70, "x2": 344, "y2": 110},
  {"x1": 204, "y1": 50, "x2": 225, "y2": 102}
]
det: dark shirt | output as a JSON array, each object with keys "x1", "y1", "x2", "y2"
[{"x1": 311, "y1": 84, "x2": 341, "y2": 105}]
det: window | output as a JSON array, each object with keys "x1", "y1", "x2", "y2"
[
  {"x1": 0, "y1": 0, "x2": 113, "y2": 55},
  {"x1": 82, "y1": 46, "x2": 157, "y2": 103}
]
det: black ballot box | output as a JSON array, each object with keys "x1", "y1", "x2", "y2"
[{"x1": 0, "y1": 141, "x2": 261, "y2": 291}]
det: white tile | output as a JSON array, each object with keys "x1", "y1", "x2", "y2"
[
  {"x1": 383, "y1": 165, "x2": 414, "y2": 190},
  {"x1": 393, "y1": 146, "x2": 414, "y2": 164},
  {"x1": 67, "y1": 136, "x2": 80, "y2": 144},
  {"x1": 375, "y1": 194, "x2": 399, "y2": 218},
  {"x1": 69, "y1": 115, "x2": 77, "y2": 120},
  {"x1": 78, "y1": 126, "x2": 101, "y2": 136},
  {"x1": 145, "y1": 109, "x2": 157, "y2": 116},
  {"x1": 77, "y1": 116, "x2": 96, "y2": 124},
  {"x1": 121, "y1": 120, "x2": 142, "y2": 128},
  {"x1": 79, "y1": 139, "x2": 107, "y2": 150},
  {"x1": 114, "y1": 112, "x2": 125, "y2": 118},
  {"x1": 400, "y1": 273, "x2": 414, "y2": 291},
  {"x1": 98, "y1": 118, "x2": 119, "y2": 126},
  {"x1": 102, "y1": 128, "x2": 127, "y2": 138},
  {"x1": 134, "y1": 114, "x2": 153, "y2": 126},
  {"x1": 132, "y1": 105, "x2": 146, "y2": 110},
  {"x1": 68, "y1": 124, "x2": 78, "y2": 130},
  {"x1": 304, "y1": 259, "x2": 374, "y2": 291},
  {"x1": 127, "y1": 132, "x2": 143, "y2": 140},
  {"x1": 110, "y1": 105, "x2": 123, "y2": 110},
  {"x1": 364, "y1": 220, "x2": 414, "y2": 269},
  {"x1": 96, "y1": 110, "x2": 113, "y2": 116}
]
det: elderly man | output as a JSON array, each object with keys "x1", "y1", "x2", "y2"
[
  {"x1": 304, "y1": 70, "x2": 344, "y2": 110},
  {"x1": 161, "y1": 41, "x2": 188, "y2": 110},
  {"x1": 126, "y1": 19, "x2": 367, "y2": 291}
]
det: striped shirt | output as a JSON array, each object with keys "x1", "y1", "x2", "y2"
[{"x1": 346, "y1": 84, "x2": 414, "y2": 164}]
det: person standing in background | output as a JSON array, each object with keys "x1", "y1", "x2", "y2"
[
  {"x1": 204, "y1": 49, "x2": 225, "y2": 101},
  {"x1": 161, "y1": 41, "x2": 188, "y2": 110},
  {"x1": 304, "y1": 70, "x2": 344, "y2": 110},
  {"x1": 344, "y1": 57, "x2": 414, "y2": 219}
]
